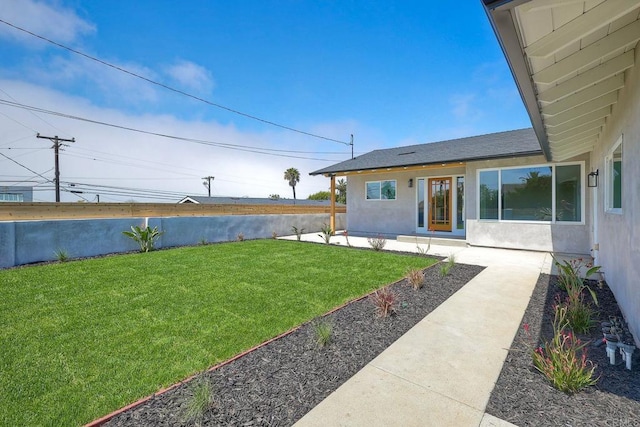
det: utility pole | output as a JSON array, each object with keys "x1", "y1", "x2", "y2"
[
  {"x1": 350, "y1": 134, "x2": 354, "y2": 159},
  {"x1": 37, "y1": 134, "x2": 75, "y2": 202},
  {"x1": 202, "y1": 176, "x2": 215, "y2": 197}
]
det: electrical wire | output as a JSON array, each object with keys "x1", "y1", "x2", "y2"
[
  {"x1": 0, "y1": 18, "x2": 351, "y2": 146},
  {"x1": 0, "y1": 98, "x2": 346, "y2": 162}
]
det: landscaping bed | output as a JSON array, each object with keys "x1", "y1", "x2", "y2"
[
  {"x1": 486, "y1": 274, "x2": 640, "y2": 426},
  {"x1": 103, "y1": 263, "x2": 484, "y2": 426}
]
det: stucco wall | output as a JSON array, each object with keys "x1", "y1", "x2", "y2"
[
  {"x1": 0, "y1": 213, "x2": 345, "y2": 269},
  {"x1": 346, "y1": 167, "x2": 465, "y2": 236},
  {"x1": 465, "y1": 153, "x2": 591, "y2": 253},
  {"x1": 590, "y1": 48, "x2": 640, "y2": 345}
]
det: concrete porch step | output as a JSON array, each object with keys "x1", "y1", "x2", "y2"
[{"x1": 397, "y1": 235, "x2": 468, "y2": 248}]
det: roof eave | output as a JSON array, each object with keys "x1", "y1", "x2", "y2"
[
  {"x1": 310, "y1": 149, "x2": 543, "y2": 177},
  {"x1": 483, "y1": 0, "x2": 552, "y2": 161}
]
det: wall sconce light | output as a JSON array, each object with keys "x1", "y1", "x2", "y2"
[
  {"x1": 408, "y1": 178, "x2": 414, "y2": 188},
  {"x1": 588, "y1": 169, "x2": 599, "y2": 188}
]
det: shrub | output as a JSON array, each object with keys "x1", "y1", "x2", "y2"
[
  {"x1": 291, "y1": 225, "x2": 305, "y2": 241},
  {"x1": 525, "y1": 305, "x2": 598, "y2": 394},
  {"x1": 271, "y1": 231, "x2": 278, "y2": 239},
  {"x1": 237, "y1": 233, "x2": 245, "y2": 242},
  {"x1": 122, "y1": 225, "x2": 163, "y2": 252},
  {"x1": 54, "y1": 248, "x2": 69, "y2": 262},
  {"x1": 553, "y1": 256, "x2": 599, "y2": 332},
  {"x1": 367, "y1": 235, "x2": 387, "y2": 251},
  {"x1": 182, "y1": 373, "x2": 215, "y2": 425},
  {"x1": 447, "y1": 253, "x2": 456, "y2": 267},
  {"x1": 198, "y1": 237, "x2": 208, "y2": 246},
  {"x1": 557, "y1": 294, "x2": 597, "y2": 334},
  {"x1": 313, "y1": 320, "x2": 333, "y2": 348},
  {"x1": 318, "y1": 223, "x2": 332, "y2": 244},
  {"x1": 439, "y1": 262, "x2": 451, "y2": 277},
  {"x1": 370, "y1": 286, "x2": 397, "y2": 317},
  {"x1": 406, "y1": 268, "x2": 425, "y2": 290}
]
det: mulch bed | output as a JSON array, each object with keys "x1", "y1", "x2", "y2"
[
  {"x1": 486, "y1": 274, "x2": 640, "y2": 426},
  {"x1": 103, "y1": 262, "x2": 484, "y2": 426}
]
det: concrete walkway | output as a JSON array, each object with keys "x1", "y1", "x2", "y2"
[{"x1": 282, "y1": 234, "x2": 552, "y2": 427}]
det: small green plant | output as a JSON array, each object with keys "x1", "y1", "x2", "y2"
[
  {"x1": 198, "y1": 237, "x2": 208, "y2": 246},
  {"x1": 552, "y1": 256, "x2": 599, "y2": 332},
  {"x1": 291, "y1": 225, "x2": 305, "y2": 241},
  {"x1": 524, "y1": 305, "x2": 598, "y2": 393},
  {"x1": 318, "y1": 223, "x2": 332, "y2": 244},
  {"x1": 406, "y1": 268, "x2": 425, "y2": 290},
  {"x1": 182, "y1": 373, "x2": 215, "y2": 425},
  {"x1": 553, "y1": 256, "x2": 600, "y2": 298},
  {"x1": 370, "y1": 286, "x2": 397, "y2": 317},
  {"x1": 439, "y1": 262, "x2": 451, "y2": 277},
  {"x1": 416, "y1": 244, "x2": 429, "y2": 256},
  {"x1": 271, "y1": 231, "x2": 278, "y2": 239},
  {"x1": 54, "y1": 248, "x2": 69, "y2": 262},
  {"x1": 122, "y1": 225, "x2": 164, "y2": 252},
  {"x1": 313, "y1": 320, "x2": 333, "y2": 348},
  {"x1": 237, "y1": 232, "x2": 245, "y2": 242},
  {"x1": 367, "y1": 235, "x2": 387, "y2": 251},
  {"x1": 447, "y1": 253, "x2": 456, "y2": 267}
]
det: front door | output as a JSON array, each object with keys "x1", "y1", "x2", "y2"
[{"x1": 428, "y1": 177, "x2": 452, "y2": 231}]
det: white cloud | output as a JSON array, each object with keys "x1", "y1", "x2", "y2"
[
  {"x1": 165, "y1": 60, "x2": 215, "y2": 94},
  {"x1": 0, "y1": 79, "x2": 344, "y2": 202},
  {"x1": 0, "y1": 0, "x2": 95, "y2": 46},
  {"x1": 450, "y1": 93, "x2": 480, "y2": 121}
]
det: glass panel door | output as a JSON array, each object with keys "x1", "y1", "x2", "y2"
[{"x1": 428, "y1": 177, "x2": 452, "y2": 231}]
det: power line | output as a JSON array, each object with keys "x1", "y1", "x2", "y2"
[
  {"x1": 0, "y1": 18, "x2": 350, "y2": 146},
  {"x1": 0, "y1": 98, "x2": 345, "y2": 161}
]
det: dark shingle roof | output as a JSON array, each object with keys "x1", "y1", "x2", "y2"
[
  {"x1": 310, "y1": 128, "x2": 541, "y2": 175},
  {"x1": 178, "y1": 196, "x2": 343, "y2": 206}
]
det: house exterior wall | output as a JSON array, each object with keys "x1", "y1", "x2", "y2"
[
  {"x1": 345, "y1": 167, "x2": 465, "y2": 237},
  {"x1": 590, "y1": 49, "x2": 640, "y2": 345},
  {"x1": 465, "y1": 153, "x2": 591, "y2": 254}
]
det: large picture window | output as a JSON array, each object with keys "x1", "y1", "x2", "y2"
[
  {"x1": 366, "y1": 180, "x2": 396, "y2": 200},
  {"x1": 478, "y1": 163, "x2": 583, "y2": 223}
]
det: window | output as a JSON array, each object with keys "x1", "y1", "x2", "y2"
[
  {"x1": 0, "y1": 193, "x2": 24, "y2": 202},
  {"x1": 501, "y1": 166, "x2": 552, "y2": 221},
  {"x1": 605, "y1": 136, "x2": 622, "y2": 213},
  {"x1": 478, "y1": 163, "x2": 583, "y2": 223},
  {"x1": 366, "y1": 180, "x2": 396, "y2": 200},
  {"x1": 479, "y1": 171, "x2": 498, "y2": 220}
]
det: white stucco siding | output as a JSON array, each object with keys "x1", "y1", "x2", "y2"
[
  {"x1": 591, "y1": 47, "x2": 640, "y2": 346},
  {"x1": 345, "y1": 167, "x2": 465, "y2": 236},
  {"x1": 465, "y1": 153, "x2": 591, "y2": 254}
]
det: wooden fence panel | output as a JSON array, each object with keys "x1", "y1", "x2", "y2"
[{"x1": 0, "y1": 203, "x2": 346, "y2": 221}]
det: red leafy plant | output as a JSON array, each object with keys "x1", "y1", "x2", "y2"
[
  {"x1": 523, "y1": 304, "x2": 598, "y2": 393},
  {"x1": 406, "y1": 268, "x2": 425, "y2": 290},
  {"x1": 370, "y1": 286, "x2": 397, "y2": 317}
]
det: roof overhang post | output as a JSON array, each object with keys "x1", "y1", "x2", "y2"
[{"x1": 329, "y1": 174, "x2": 336, "y2": 235}]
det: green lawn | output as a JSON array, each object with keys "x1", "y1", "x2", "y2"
[{"x1": 0, "y1": 239, "x2": 436, "y2": 426}]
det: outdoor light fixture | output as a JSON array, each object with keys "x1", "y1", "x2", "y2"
[
  {"x1": 408, "y1": 178, "x2": 414, "y2": 188},
  {"x1": 588, "y1": 169, "x2": 599, "y2": 188}
]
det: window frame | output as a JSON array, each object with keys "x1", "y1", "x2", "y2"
[
  {"x1": 365, "y1": 180, "x2": 397, "y2": 201},
  {"x1": 476, "y1": 161, "x2": 585, "y2": 224},
  {"x1": 605, "y1": 135, "x2": 623, "y2": 214}
]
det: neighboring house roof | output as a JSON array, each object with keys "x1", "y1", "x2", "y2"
[
  {"x1": 178, "y1": 196, "x2": 343, "y2": 206},
  {"x1": 310, "y1": 128, "x2": 541, "y2": 176},
  {"x1": 483, "y1": 0, "x2": 640, "y2": 161}
]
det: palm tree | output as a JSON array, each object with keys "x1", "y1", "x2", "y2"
[
  {"x1": 284, "y1": 167, "x2": 300, "y2": 200},
  {"x1": 336, "y1": 178, "x2": 347, "y2": 204}
]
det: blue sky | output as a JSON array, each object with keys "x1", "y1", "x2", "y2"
[{"x1": 0, "y1": 1, "x2": 531, "y2": 202}]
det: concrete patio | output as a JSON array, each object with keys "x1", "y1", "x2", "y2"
[{"x1": 281, "y1": 233, "x2": 555, "y2": 427}]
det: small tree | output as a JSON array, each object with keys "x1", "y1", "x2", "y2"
[{"x1": 284, "y1": 167, "x2": 301, "y2": 200}]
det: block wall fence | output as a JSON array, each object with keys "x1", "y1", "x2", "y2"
[{"x1": 0, "y1": 213, "x2": 345, "y2": 269}]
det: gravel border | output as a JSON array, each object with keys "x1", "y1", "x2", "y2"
[
  {"x1": 486, "y1": 274, "x2": 640, "y2": 427},
  {"x1": 103, "y1": 262, "x2": 484, "y2": 426}
]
